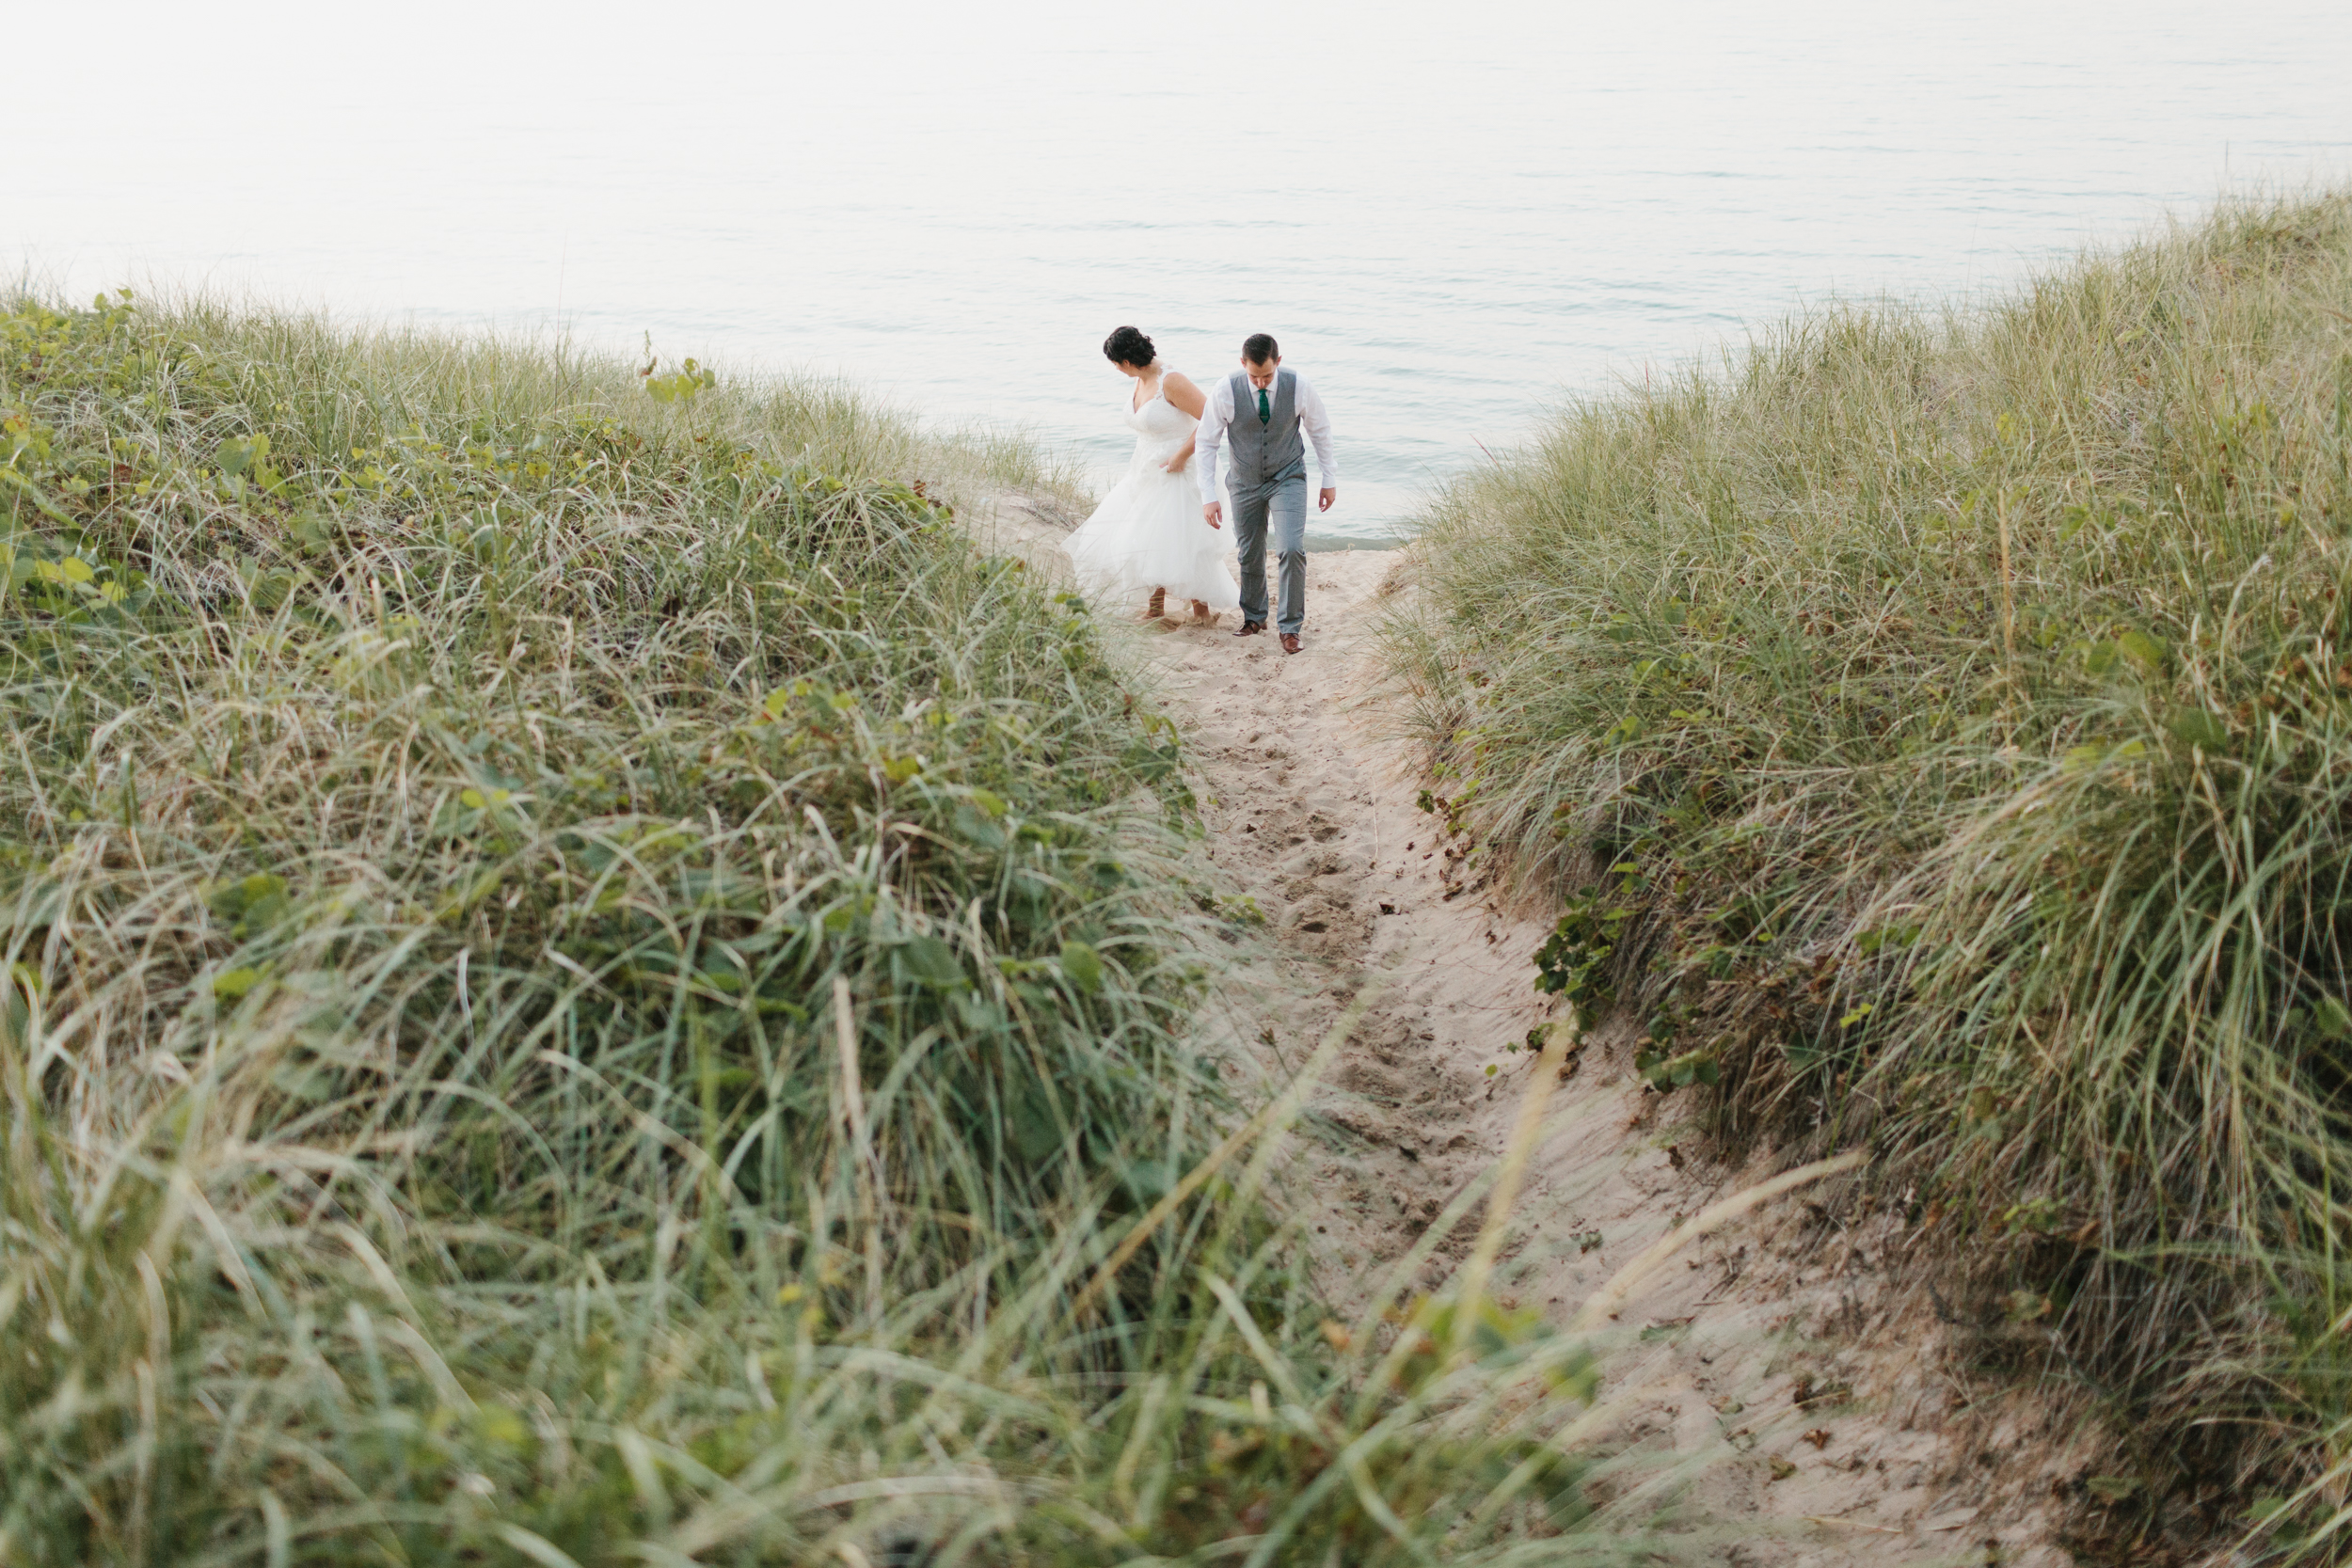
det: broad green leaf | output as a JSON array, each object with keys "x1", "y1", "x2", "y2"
[
  {"x1": 2169, "y1": 708, "x2": 2230, "y2": 753},
  {"x1": 2117, "y1": 628, "x2": 2166, "y2": 671},
  {"x1": 1009, "y1": 1091, "x2": 1060, "y2": 1160},
  {"x1": 1058, "y1": 940, "x2": 1104, "y2": 994},
  {"x1": 217, "y1": 433, "x2": 269, "y2": 476},
  {"x1": 472, "y1": 1403, "x2": 530, "y2": 1451},
  {"x1": 211, "y1": 873, "x2": 288, "y2": 920},
  {"x1": 899, "y1": 935, "x2": 963, "y2": 990}
]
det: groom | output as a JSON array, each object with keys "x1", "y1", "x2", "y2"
[{"x1": 1197, "y1": 333, "x2": 1337, "y2": 654}]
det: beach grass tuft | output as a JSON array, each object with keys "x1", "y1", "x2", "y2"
[
  {"x1": 1384, "y1": 188, "x2": 2352, "y2": 1546},
  {"x1": 1, "y1": 293, "x2": 1676, "y2": 1564}
]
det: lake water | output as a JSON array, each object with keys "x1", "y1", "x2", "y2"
[{"x1": 9, "y1": 0, "x2": 2351, "y2": 544}]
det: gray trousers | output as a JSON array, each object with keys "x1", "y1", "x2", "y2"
[{"x1": 1232, "y1": 474, "x2": 1308, "y2": 635}]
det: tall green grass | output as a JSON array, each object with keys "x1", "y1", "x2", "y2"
[
  {"x1": 1, "y1": 295, "x2": 1651, "y2": 1564},
  {"x1": 1385, "y1": 190, "x2": 2352, "y2": 1543}
]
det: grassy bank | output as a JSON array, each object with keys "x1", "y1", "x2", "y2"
[
  {"x1": 1386, "y1": 190, "x2": 2352, "y2": 1548},
  {"x1": 0, "y1": 295, "x2": 1642, "y2": 1564}
]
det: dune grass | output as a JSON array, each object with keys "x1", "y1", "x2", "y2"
[
  {"x1": 0, "y1": 294, "x2": 1672, "y2": 1564},
  {"x1": 1383, "y1": 190, "x2": 2352, "y2": 1547}
]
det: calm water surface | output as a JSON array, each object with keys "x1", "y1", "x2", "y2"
[{"x1": 9, "y1": 1, "x2": 2352, "y2": 542}]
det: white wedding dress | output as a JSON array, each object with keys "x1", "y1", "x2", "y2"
[{"x1": 1061, "y1": 371, "x2": 1242, "y2": 615}]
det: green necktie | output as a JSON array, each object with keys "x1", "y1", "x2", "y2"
[{"x1": 1256, "y1": 387, "x2": 1271, "y2": 425}]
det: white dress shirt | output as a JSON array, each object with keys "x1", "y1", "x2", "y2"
[{"x1": 1195, "y1": 368, "x2": 1338, "y2": 502}]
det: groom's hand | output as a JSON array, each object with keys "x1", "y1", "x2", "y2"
[
  {"x1": 1318, "y1": 487, "x2": 1337, "y2": 513},
  {"x1": 1202, "y1": 501, "x2": 1223, "y2": 531}
]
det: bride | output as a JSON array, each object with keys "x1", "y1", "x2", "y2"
[{"x1": 1062, "y1": 325, "x2": 1242, "y2": 624}]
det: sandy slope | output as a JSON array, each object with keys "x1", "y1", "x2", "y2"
[{"x1": 974, "y1": 492, "x2": 2088, "y2": 1565}]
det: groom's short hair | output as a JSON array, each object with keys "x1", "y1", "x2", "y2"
[{"x1": 1242, "y1": 333, "x2": 1279, "y2": 365}]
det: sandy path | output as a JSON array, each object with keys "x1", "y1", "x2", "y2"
[{"x1": 974, "y1": 493, "x2": 2083, "y2": 1565}]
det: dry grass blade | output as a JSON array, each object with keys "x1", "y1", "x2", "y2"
[
  {"x1": 1454, "y1": 1012, "x2": 1579, "y2": 1340},
  {"x1": 1571, "y1": 1151, "x2": 1868, "y2": 1332},
  {"x1": 1072, "y1": 996, "x2": 1359, "y2": 1318}
]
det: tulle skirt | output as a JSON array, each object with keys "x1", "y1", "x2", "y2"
[{"x1": 1061, "y1": 452, "x2": 1242, "y2": 613}]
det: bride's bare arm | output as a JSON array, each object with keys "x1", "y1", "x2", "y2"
[
  {"x1": 1162, "y1": 371, "x2": 1206, "y2": 420},
  {"x1": 1160, "y1": 371, "x2": 1206, "y2": 471}
]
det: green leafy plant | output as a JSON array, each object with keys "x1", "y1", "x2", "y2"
[{"x1": 1533, "y1": 889, "x2": 1635, "y2": 1010}]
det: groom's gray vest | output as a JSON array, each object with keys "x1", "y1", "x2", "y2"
[{"x1": 1224, "y1": 369, "x2": 1306, "y2": 495}]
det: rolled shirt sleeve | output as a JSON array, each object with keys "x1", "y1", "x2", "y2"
[
  {"x1": 1293, "y1": 372, "x2": 1338, "y2": 488},
  {"x1": 1196, "y1": 372, "x2": 1232, "y2": 503}
]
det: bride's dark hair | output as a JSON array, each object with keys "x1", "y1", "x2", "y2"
[{"x1": 1102, "y1": 325, "x2": 1156, "y2": 369}]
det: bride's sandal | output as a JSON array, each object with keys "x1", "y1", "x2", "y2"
[
  {"x1": 1141, "y1": 588, "x2": 1167, "y2": 622},
  {"x1": 1189, "y1": 599, "x2": 1213, "y2": 623}
]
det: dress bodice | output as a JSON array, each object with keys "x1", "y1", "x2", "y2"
[{"x1": 1125, "y1": 372, "x2": 1199, "y2": 442}]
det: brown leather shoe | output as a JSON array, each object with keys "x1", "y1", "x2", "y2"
[
  {"x1": 1279, "y1": 633, "x2": 1302, "y2": 655},
  {"x1": 1233, "y1": 620, "x2": 1265, "y2": 638}
]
